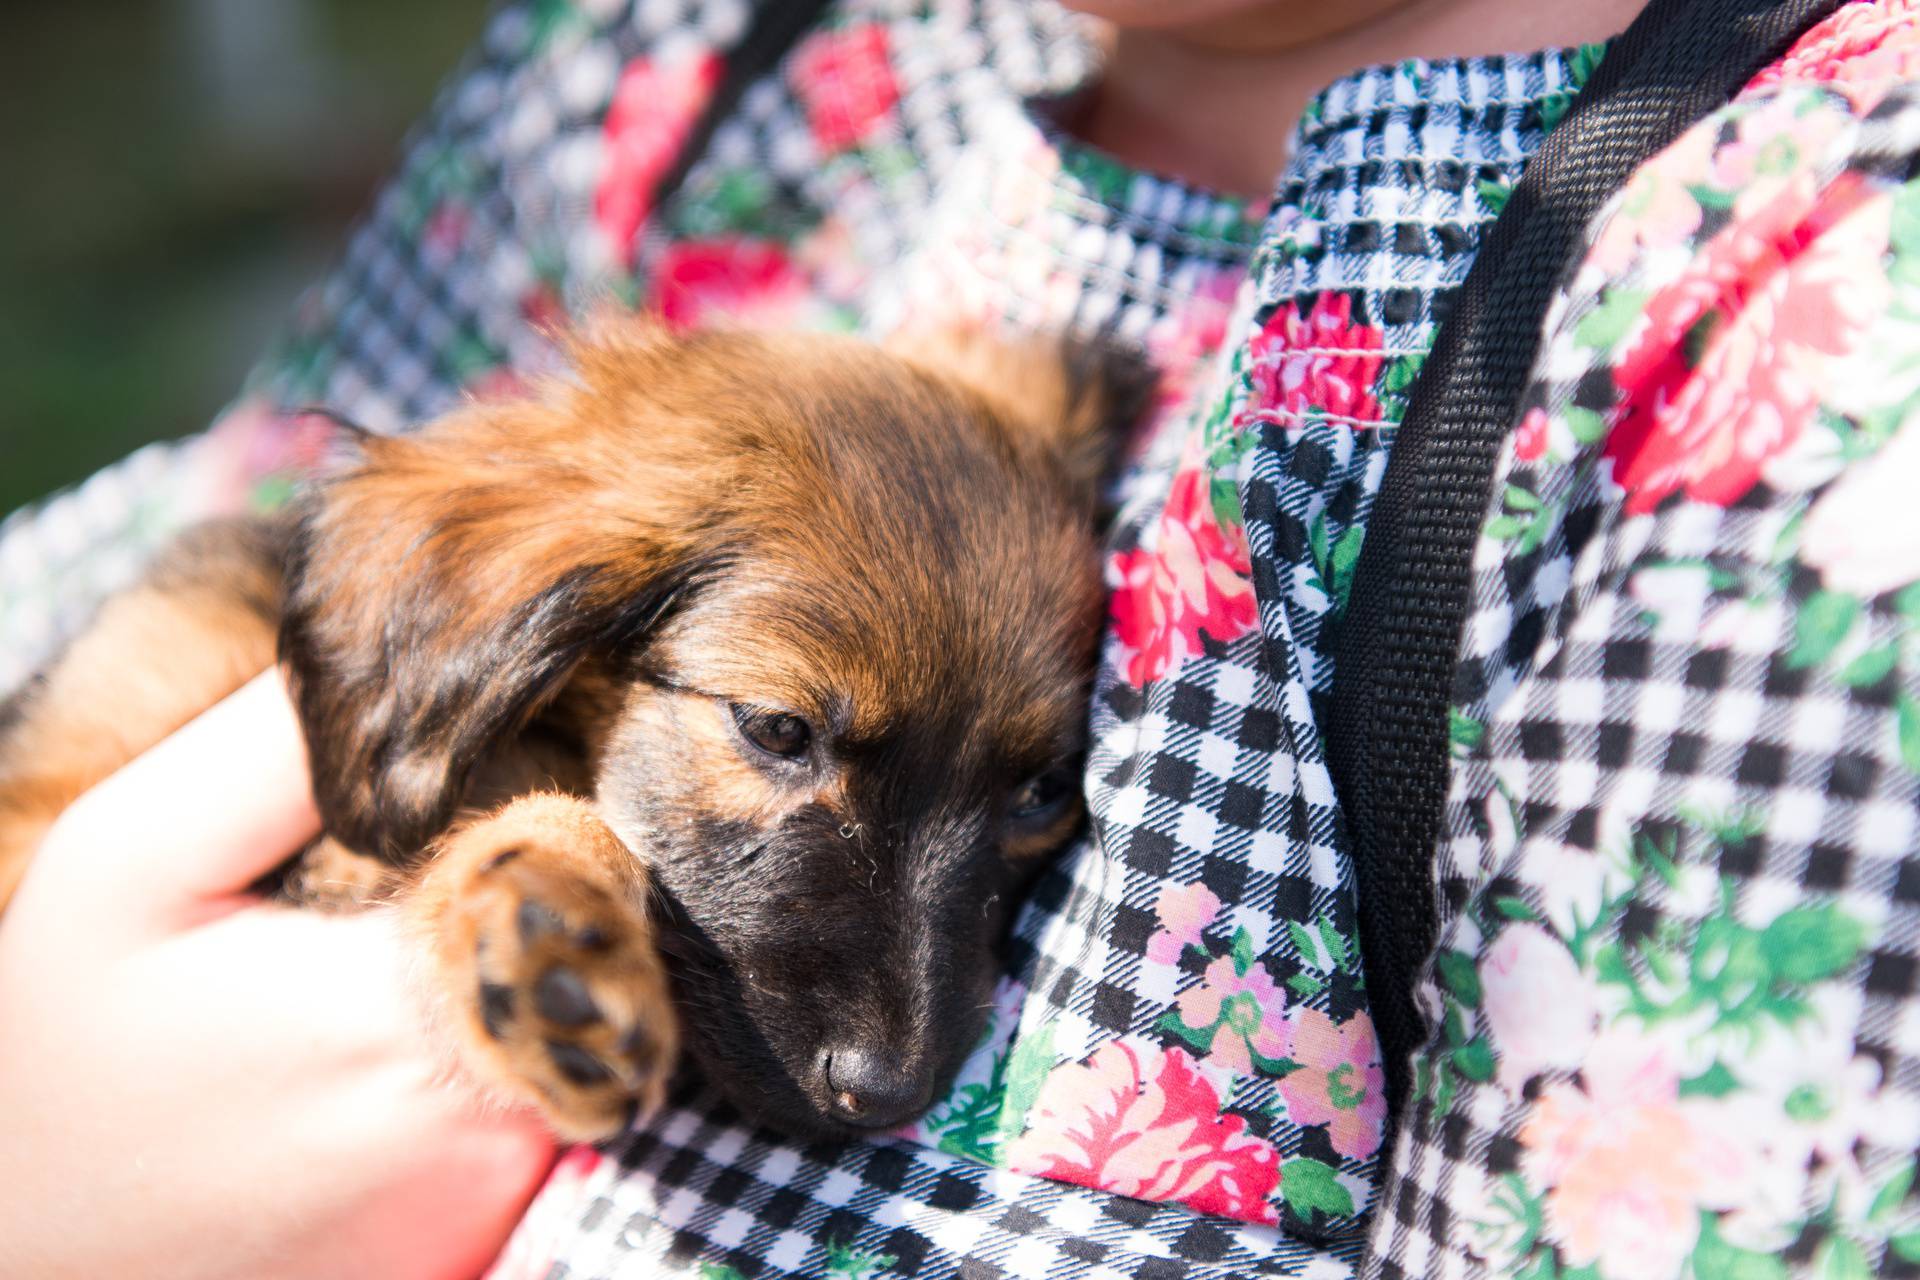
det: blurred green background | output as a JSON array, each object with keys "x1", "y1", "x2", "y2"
[{"x1": 0, "y1": 0, "x2": 487, "y2": 518}]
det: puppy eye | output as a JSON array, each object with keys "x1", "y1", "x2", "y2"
[
  {"x1": 730, "y1": 703, "x2": 813, "y2": 760},
  {"x1": 1009, "y1": 767, "x2": 1076, "y2": 821}
]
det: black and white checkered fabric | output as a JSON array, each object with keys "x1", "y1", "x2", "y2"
[
  {"x1": 483, "y1": 32, "x2": 1581, "y2": 1279},
  {"x1": 0, "y1": 2, "x2": 1593, "y2": 1275},
  {"x1": 1364, "y1": 19, "x2": 1920, "y2": 1275},
  {"x1": 28, "y1": 2, "x2": 1916, "y2": 1278}
]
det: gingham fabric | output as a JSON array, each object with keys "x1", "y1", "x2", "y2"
[
  {"x1": 1364, "y1": 4, "x2": 1920, "y2": 1277},
  {"x1": 10, "y1": 1, "x2": 1920, "y2": 1278},
  {"x1": 476, "y1": 21, "x2": 1589, "y2": 1278}
]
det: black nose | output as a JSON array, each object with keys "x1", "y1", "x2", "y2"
[{"x1": 821, "y1": 1046, "x2": 929, "y2": 1128}]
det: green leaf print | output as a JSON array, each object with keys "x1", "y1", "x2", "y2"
[
  {"x1": 1688, "y1": 181, "x2": 1737, "y2": 211},
  {"x1": 1328, "y1": 526, "x2": 1364, "y2": 611},
  {"x1": 1280, "y1": 1157, "x2": 1355, "y2": 1221},
  {"x1": 1473, "y1": 1172, "x2": 1546, "y2": 1265},
  {"x1": 1814, "y1": 1236, "x2": 1872, "y2": 1280},
  {"x1": 1285, "y1": 919, "x2": 1321, "y2": 968},
  {"x1": 1787, "y1": 590, "x2": 1862, "y2": 669},
  {"x1": 1486, "y1": 514, "x2": 1530, "y2": 541},
  {"x1": 1678, "y1": 1060, "x2": 1742, "y2": 1098},
  {"x1": 1233, "y1": 925, "x2": 1259, "y2": 975},
  {"x1": 1870, "y1": 1158, "x2": 1916, "y2": 1225},
  {"x1": 990, "y1": 1023, "x2": 1057, "y2": 1157},
  {"x1": 1568, "y1": 41, "x2": 1609, "y2": 89},
  {"x1": 1538, "y1": 91, "x2": 1576, "y2": 135},
  {"x1": 1573, "y1": 288, "x2": 1651, "y2": 353},
  {"x1": 1316, "y1": 916, "x2": 1353, "y2": 971},
  {"x1": 824, "y1": 1241, "x2": 898, "y2": 1279},
  {"x1": 1839, "y1": 644, "x2": 1900, "y2": 688},
  {"x1": 1891, "y1": 177, "x2": 1920, "y2": 289},
  {"x1": 1898, "y1": 693, "x2": 1920, "y2": 774},
  {"x1": 1476, "y1": 177, "x2": 1512, "y2": 216},
  {"x1": 1492, "y1": 895, "x2": 1541, "y2": 922},
  {"x1": 1563, "y1": 404, "x2": 1609, "y2": 446},
  {"x1": 1450, "y1": 709, "x2": 1487, "y2": 753},
  {"x1": 1892, "y1": 1229, "x2": 1920, "y2": 1262},
  {"x1": 1210, "y1": 474, "x2": 1246, "y2": 536},
  {"x1": 526, "y1": 0, "x2": 584, "y2": 48},
  {"x1": 1452, "y1": 1035, "x2": 1495, "y2": 1082},
  {"x1": 698, "y1": 1265, "x2": 749, "y2": 1280},
  {"x1": 1762, "y1": 903, "x2": 1868, "y2": 984},
  {"x1": 1383, "y1": 351, "x2": 1428, "y2": 396},
  {"x1": 1436, "y1": 950, "x2": 1483, "y2": 1005},
  {"x1": 1503, "y1": 483, "x2": 1543, "y2": 512},
  {"x1": 1692, "y1": 1212, "x2": 1790, "y2": 1280}
]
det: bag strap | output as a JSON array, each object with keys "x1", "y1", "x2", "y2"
[
  {"x1": 1325, "y1": 0, "x2": 1844, "y2": 1113},
  {"x1": 649, "y1": 0, "x2": 836, "y2": 219}
]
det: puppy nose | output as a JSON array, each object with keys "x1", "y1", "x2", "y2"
[{"x1": 822, "y1": 1046, "x2": 928, "y2": 1128}]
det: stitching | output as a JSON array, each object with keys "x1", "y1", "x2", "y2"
[
  {"x1": 1028, "y1": 179, "x2": 1261, "y2": 257},
  {"x1": 1245, "y1": 346, "x2": 1430, "y2": 362},
  {"x1": 1240, "y1": 407, "x2": 1399, "y2": 431}
]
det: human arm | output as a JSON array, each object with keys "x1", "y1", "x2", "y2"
[{"x1": 0, "y1": 671, "x2": 555, "y2": 1280}]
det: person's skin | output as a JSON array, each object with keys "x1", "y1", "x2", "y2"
[
  {"x1": 1065, "y1": 0, "x2": 1654, "y2": 197},
  {"x1": 0, "y1": 672, "x2": 554, "y2": 1279},
  {"x1": 0, "y1": 2, "x2": 1659, "y2": 1274}
]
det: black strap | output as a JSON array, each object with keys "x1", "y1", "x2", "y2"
[
  {"x1": 649, "y1": 0, "x2": 836, "y2": 217},
  {"x1": 1326, "y1": 0, "x2": 1843, "y2": 1115}
]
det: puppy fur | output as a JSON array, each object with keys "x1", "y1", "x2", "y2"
[{"x1": 0, "y1": 320, "x2": 1138, "y2": 1140}]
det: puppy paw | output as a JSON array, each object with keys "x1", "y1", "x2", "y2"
[{"x1": 421, "y1": 796, "x2": 677, "y2": 1142}]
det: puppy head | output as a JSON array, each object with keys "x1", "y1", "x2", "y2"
[{"x1": 282, "y1": 320, "x2": 1141, "y2": 1134}]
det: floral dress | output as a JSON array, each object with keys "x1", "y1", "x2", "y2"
[{"x1": 6, "y1": 2, "x2": 1920, "y2": 1278}]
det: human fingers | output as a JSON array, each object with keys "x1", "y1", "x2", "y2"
[{"x1": 23, "y1": 668, "x2": 320, "y2": 936}]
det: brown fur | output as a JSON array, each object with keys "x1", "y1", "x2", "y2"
[{"x1": 0, "y1": 318, "x2": 1139, "y2": 1138}]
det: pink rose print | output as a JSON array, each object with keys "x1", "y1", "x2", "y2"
[
  {"x1": 1512, "y1": 406, "x2": 1551, "y2": 463},
  {"x1": 1606, "y1": 175, "x2": 1892, "y2": 515},
  {"x1": 1108, "y1": 466, "x2": 1257, "y2": 687},
  {"x1": 1478, "y1": 924, "x2": 1596, "y2": 1093},
  {"x1": 789, "y1": 24, "x2": 900, "y2": 154},
  {"x1": 1246, "y1": 291, "x2": 1388, "y2": 427},
  {"x1": 1520, "y1": 1027, "x2": 1748, "y2": 1280},
  {"x1": 1005, "y1": 1038, "x2": 1282, "y2": 1224},
  {"x1": 1801, "y1": 416, "x2": 1920, "y2": 597},
  {"x1": 206, "y1": 398, "x2": 343, "y2": 510},
  {"x1": 1586, "y1": 126, "x2": 1716, "y2": 278},
  {"x1": 1145, "y1": 882, "x2": 1222, "y2": 964},
  {"x1": 1174, "y1": 955, "x2": 1292, "y2": 1075},
  {"x1": 1276, "y1": 1009, "x2": 1386, "y2": 1161},
  {"x1": 651, "y1": 237, "x2": 809, "y2": 331},
  {"x1": 1747, "y1": 0, "x2": 1920, "y2": 110},
  {"x1": 1142, "y1": 265, "x2": 1244, "y2": 419},
  {"x1": 595, "y1": 52, "x2": 725, "y2": 268},
  {"x1": 466, "y1": 365, "x2": 531, "y2": 403},
  {"x1": 520, "y1": 283, "x2": 566, "y2": 332},
  {"x1": 421, "y1": 202, "x2": 471, "y2": 264}
]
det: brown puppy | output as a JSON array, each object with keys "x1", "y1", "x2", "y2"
[{"x1": 0, "y1": 319, "x2": 1137, "y2": 1141}]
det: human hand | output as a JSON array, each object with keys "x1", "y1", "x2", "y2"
[{"x1": 0, "y1": 671, "x2": 556, "y2": 1280}]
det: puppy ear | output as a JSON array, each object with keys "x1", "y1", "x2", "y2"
[
  {"x1": 885, "y1": 325, "x2": 1156, "y2": 508},
  {"x1": 280, "y1": 337, "x2": 716, "y2": 860}
]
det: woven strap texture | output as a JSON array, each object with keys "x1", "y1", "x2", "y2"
[{"x1": 1325, "y1": 0, "x2": 1845, "y2": 1115}]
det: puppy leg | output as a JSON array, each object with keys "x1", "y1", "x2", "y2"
[
  {"x1": 275, "y1": 836, "x2": 400, "y2": 909},
  {"x1": 407, "y1": 792, "x2": 678, "y2": 1142}
]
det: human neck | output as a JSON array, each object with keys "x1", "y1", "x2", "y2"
[{"x1": 1066, "y1": 0, "x2": 1650, "y2": 199}]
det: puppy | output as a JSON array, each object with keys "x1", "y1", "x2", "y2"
[{"x1": 0, "y1": 320, "x2": 1138, "y2": 1140}]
